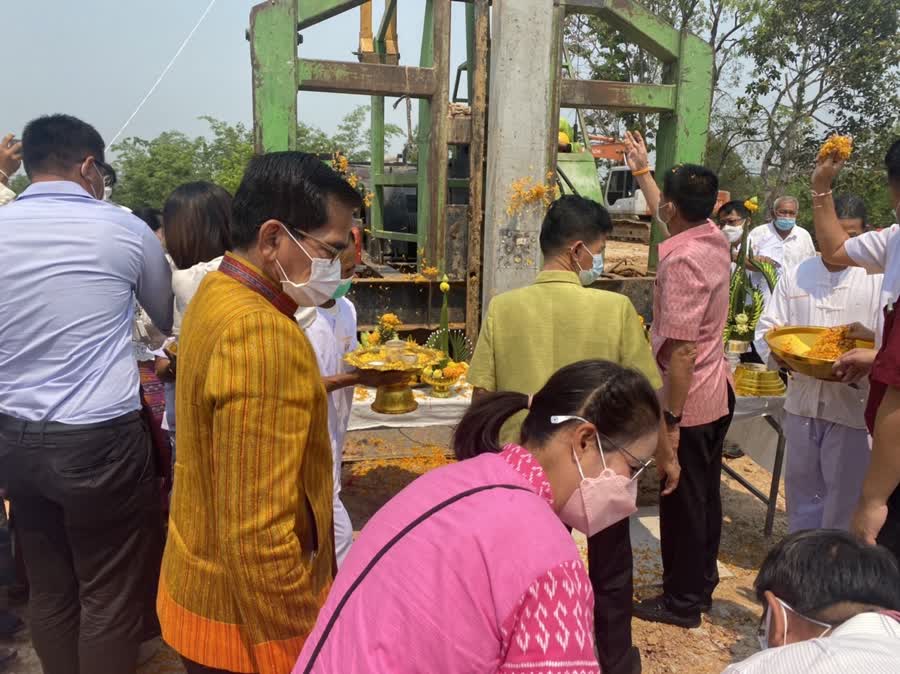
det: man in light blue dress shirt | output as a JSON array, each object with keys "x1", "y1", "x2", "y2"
[{"x1": 0, "y1": 114, "x2": 173, "y2": 674}]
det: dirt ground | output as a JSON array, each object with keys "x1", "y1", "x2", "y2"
[
  {"x1": 341, "y1": 430, "x2": 787, "y2": 674},
  {"x1": 605, "y1": 240, "x2": 651, "y2": 276},
  {"x1": 2, "y1": 426, "x2": 784, "y2": 674}
]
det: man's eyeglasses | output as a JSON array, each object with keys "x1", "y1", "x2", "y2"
[
  {"x1": 286, "y1": 226, "x2": 344, "y2": 263},
  {"x1": 550, "y1": 415, "x2": 655, "y2": 480}
]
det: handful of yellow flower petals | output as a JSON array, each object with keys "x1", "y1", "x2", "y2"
[{"x1": 817, "y1": 135, "x2": 853, "y2": 162}]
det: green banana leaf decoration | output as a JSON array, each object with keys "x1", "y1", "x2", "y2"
[
  {"x1": 749, "y1": 257, "x2": 779, "y2": 292},
  {"x1": 749, "y1": 287, "x2": 765, "y2": 332}
]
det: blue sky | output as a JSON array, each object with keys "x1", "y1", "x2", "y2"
[{"x1": 6, "y1": 1, "x2": 469, "y2": 154}]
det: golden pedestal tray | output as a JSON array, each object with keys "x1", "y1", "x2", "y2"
[
  {"x1": 344, "y1": 345, "x2": 444, "y2": 414},
  {"x1": 734, "y1": 363, "x2": 786, "y2": 397}
]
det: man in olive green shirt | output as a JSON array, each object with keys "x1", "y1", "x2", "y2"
[{"x1": 468, "y1": 195, "x2": 675, "y2": 674}]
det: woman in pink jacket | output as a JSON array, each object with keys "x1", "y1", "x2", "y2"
[{"x1": 295, "y1": 359, "x2": 660, "y2": 674}]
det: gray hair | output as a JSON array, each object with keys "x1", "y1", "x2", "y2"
[{"x1": 772, "y1": 196, "x2": 799, "y2": 212}]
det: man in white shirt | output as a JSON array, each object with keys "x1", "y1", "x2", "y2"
[
  {"x1": 814, "y1": 138, "x2": 900, "y2": 564},
  {"x1": 748, "y1": 196, "x2": 817, "y2": 304},
  {"x1": 755, "y1": 196, "x2": 881, "y2": 532},
  {"x1": 301, "y1": 253, "x2": 359, "y2": 567},
  {"x1": 723, "y1": 529, "x2": 900, "y2": 673},
  {"x1": 298, "y1": 244, "x2": 405, "y2": 565}
]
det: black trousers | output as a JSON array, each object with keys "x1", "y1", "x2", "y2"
[
  {"x1": 0, "y1": 412, "x2": 164, "y2": 674},
  {"x1": 660, "y1": 388, "x2": 735, "y2": 615},
  {"x1": 588, "y1": 517, "x2": 639, "y2": 674}
]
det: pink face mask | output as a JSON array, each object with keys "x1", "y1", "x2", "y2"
[{"x1": 553, "y1": 416, "x2": 641, "y2": 537}]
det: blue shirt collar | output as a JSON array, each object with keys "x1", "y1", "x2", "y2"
[{"x1": 18, "y1": 180, "x2": 94, "y2": 200}]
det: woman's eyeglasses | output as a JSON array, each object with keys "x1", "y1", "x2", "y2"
[{"x1": 550, "y1": 414, "x2": 654, "y2": 480}]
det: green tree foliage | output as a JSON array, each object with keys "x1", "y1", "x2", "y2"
[
  {"x1": 110, "y1": 106, "x2": 391, "y2": 209},
  {"x1": 331, "y1": 105, "x2": 403, "y2": 163},
  {"x1": 8, "y1": 174, "x2": 30, "y2": 194},
  {"x1": 563, "y1": 0, "x2": 899, "y2": 222},
  {"x1": 112, "y1": 131, "x2": 209, "y2": 209},
  {"x1": 742, "y1": 0, "x2": 900, "y2": 208}
]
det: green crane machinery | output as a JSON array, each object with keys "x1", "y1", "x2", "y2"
[{"x1": 248, "y1": 0, "x2": 714, "y2": 338}]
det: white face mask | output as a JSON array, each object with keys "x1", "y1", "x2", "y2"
[
  {"x1": 758, "y1": 598, "x2": 832, "y2": 650},
  {"x1": 80, "y1": 161, "x2": 107, "y2": 201},
  {"x1": 722, "y1": 224, "x2": 743, "y2": 244},
  {"x1": 276, "y1": 225, "x2": 342, "y2": 307},
  {"x1": 575, "y1": 244, "x2": 604, "y2": 286}
]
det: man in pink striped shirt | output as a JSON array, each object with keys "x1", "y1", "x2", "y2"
[{"x1": 625, "y1": 139, "x2": 735, "y2": 628}]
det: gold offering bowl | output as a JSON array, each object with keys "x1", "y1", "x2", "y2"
[
  {"x1": 764, "y1": 326, "x2": 873, "y2": 382},
  {"x1": 734, "y1": 363, "x2": 785, "y2": 397},
  {"x1": 344, "y1": 345, "x2": 443, "y2": 414},
  {"x1": 420, "y1": 371, "x2": 458, "y2": 399}
]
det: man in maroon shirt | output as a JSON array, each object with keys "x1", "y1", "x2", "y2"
[
  {"x1": 815, "y1": 138, "x2": 900, "y2": 562},
  {"x1": 626, "y1": 133, "x2": 734, "y2": 628}
]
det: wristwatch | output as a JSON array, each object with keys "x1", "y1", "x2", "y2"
[{"x1": 664, "y1": 410, "x2": 683, "y2": 428}]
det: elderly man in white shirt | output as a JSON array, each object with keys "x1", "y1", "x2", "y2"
[
  {"x1": 755, "y1": 197, "x2": 881, "y2": 532},
  {"x1": 723, "y1": 529, "x2": 900, "y2": 674},
  {"x1": 748, "y1": 196, "x2": 817, "y2": 304}
]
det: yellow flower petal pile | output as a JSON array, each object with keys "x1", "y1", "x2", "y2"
[{"x1": 817, "y1": 135, "x2": 853, "y2": 162}]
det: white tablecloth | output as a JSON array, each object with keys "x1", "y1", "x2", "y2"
[
  {"x1": 349, "y1": 385, "x2": 473, "y2": 431},
  {"x1": 350, "y1": 385, "x2": 785, "y2": 432}
]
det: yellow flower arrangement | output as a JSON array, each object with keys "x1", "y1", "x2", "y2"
[
  {"x1": 817, "y1": 135, "x2": 853, "y2": 162},
  {"x1": 743, "y1": 196, "x2": 759, "y2": 213},
  {"x1": 359, "y1": 313, "x2": 403, "y2": 347},
  {"x1": 380, "y1": 313, "x2": 401, "y2": 329},
  {"x1": 331, "y1": 151, "x2": 373, "y2": 210},
  {"x1": 422, "y1": 360, "x2": 468, "y2": 383}
]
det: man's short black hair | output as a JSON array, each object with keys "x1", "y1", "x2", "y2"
[
  {"x1": 22, "y1": 114, "x2": 105, "y2": 178},
  {"x1": 718, "y1": 200, "x2": 750, "y2": 220},
  {"x1": 133, "y1": 207, "x2": 163, "y2": 232},
  {"x1": 662, "y1": 164, "x2": 719, "y2": 222},
  {"x1": 834, "y1": 194, "x2": 868, "y2": 225},
  {"x1": 231, "y1": 151, "x2": 364, "y2": 249},
  {"x1": 539, "y1": 195, "x2": 612, "y2": 256},
  {"x1": 755, "y1": 529, "x2": 900, "y2": 620},
  {"x1": 885, "y1": 138, "x2": 900, "y2": 185}
]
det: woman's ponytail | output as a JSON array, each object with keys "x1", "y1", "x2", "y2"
[{"x1": 452, "y1": 391, "x2": 529, "y2": 460}]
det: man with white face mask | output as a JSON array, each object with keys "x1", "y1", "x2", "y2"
[
  {"x1": 0, "y1": 114, "x2": 173, "y2": 674},
  {"x1": 722, "y1": 529, "x2": 900, "y2": 673},
  {"x1": 814, "y1": 138, "x2": 900, "y2": 566},
  {"x1": 468, "y1": 194, "x2": 672, "y2": 674},
  {"x1": 158, "y1": 152, "x2": 362, "y2": 674},
  {"x1": 747, "y1": 196, "x2": 816, "y2": 306},
  {"x1": 717, "y1": 200, "x2": 751, "y2": 268}
]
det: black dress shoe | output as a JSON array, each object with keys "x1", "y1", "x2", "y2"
[
  {"x1": 723, "y1": 444, "x2": 745, "y2": 459},
  {"x1": 633, "y1": 595, "x2": 701, "y2": 628}
]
